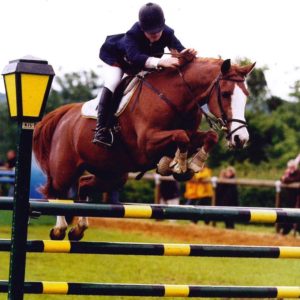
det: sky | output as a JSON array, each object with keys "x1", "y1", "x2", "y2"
[{"x1": 1, "y1": 0, "x2": 300, "y2": 101}]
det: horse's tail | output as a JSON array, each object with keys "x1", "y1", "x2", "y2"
[{"x1": 33, "y1": 103, "x2": 76, "y2": 197}]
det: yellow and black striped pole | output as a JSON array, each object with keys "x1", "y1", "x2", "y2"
[
  {"x1": 1, "y1": 281, "x2": 300, "y2": 298},
  {"x1": 1, "y1": 240, "x2": 300, "y2": 259},
  {"x1": 1, "y1": 200, "x2": 300, "y2": 224}
]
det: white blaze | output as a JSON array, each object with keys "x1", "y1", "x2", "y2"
[{"x1": 230, "y1": 85, "x2": 249, "y2": 144}]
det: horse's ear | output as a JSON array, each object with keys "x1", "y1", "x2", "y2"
[
  {"x1": 170, "y1": 49, "x2": 180, "y2": 58},
  {"x1": 239, "y1": 62, "x2": 256, "y2": 77},
  {"x1": 221, "y1": 59, "x2": 231, "y2": 75}
]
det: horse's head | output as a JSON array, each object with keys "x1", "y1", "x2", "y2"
[{"x1": 199, "y1": 59, "x2": 255, "y2": 149}]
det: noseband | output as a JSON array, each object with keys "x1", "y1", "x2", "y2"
[{"x1": 200, "y1": 74, "x2": 248, "y2": 140}]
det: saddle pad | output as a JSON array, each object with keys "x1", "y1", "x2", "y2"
[{"x1": 81, "y1": 75, "x2": 141, "y2": 119}]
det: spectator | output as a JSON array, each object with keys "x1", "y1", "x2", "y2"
[
  {"x1": 184, "y1": 166, "x2": 213, "y2": 224},
  {"x1": 0, "y1": 160, "x2": 5, "y2": 195},
  {"x1": 4, "y1": 150, "x2": 16, "y2": 169},
  {"x1": 0, "y1": 159, "x2": 4, "y2": 169},
  {"x1": 215, "y1": 166, "x2": 239, "y2": 229},
  {"x1": 281, "y1": 159, "x2": 300, "y2": 184},
  {"x1": 3, "y1": 150, "x2": 16, "y2": 196},
  {"x1": 158, "y1": 177, "x2": 180, "y2": 206},
  {"x1": 278, "y1": 157, "x2": 300, "y2": 235},
  {"x1": 102, "y1": 190, "x2": 121, "y2": 204}
]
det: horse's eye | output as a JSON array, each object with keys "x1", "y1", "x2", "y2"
[{"x1": 222, "y1": 92, "x2": 232, "y2": 99}]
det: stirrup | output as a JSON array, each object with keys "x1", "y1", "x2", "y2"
[{"x1": 92, "y1": 129, "x2": 114, "y2": 147}]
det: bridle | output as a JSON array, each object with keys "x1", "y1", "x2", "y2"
[
  {"x1": 135, "y1": 65, "x2": 248, "y2": 140},
  {"x1": 199, "y1": 74, "x2": 248, "y2": 140}
]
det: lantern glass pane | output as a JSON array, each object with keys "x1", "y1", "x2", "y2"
[
  {"x1": 4, "y1": 74, "x2": 17, "y2": 117},
  {"x1": 21, "y1": 74, "x2": 49, "y2": 117}
]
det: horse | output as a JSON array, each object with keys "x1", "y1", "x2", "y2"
[{"x1": 33, "y1": 52, "x2": 255, "y2": 240}]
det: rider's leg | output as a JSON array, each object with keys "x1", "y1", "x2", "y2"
[
  {"x1": 93, "y1": 87, "x2": 114, "y2": 146},
  {"x1": 93, "y1": 63, "x2": 123, "y2": 147}
]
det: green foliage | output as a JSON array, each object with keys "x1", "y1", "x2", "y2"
[
  {"x1": 289, "y1": 79, "x2": 300, "y2": 102},
  {"x1": 239, "y1": 186, "x2": 275, "y2": 208},
  {"x1": 121, "y1": 179, "x2": 155, "y2": 203},
  {"x1": 0, "y1": 102, "x2": 17, "y2": 161},
  {"x1": 46, "y1": 70, "x2": 101, "y2": 113}
]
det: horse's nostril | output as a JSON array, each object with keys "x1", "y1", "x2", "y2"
[
  {"x1": 233, "y1": 135, "x2": 244, "y2": 148},
  {"x1": 234, "y1": 135, "x2": 240, "y2": 143}
]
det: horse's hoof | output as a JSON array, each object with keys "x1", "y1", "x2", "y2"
[
  {"x1": 68, "y1": 227, "x2": 84, "y2": 241},
  {"x1": 50, "y1": 228, "x2": 66, "y2": 240},
  {"x1": 157, "y1": 156, "x2": 173, "y2": 176},
  {"x1": 173, "y1": 169, "x2": 195, "y2": 182}
]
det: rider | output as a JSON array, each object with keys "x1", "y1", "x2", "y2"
[{"x1": 93, "y1": 2, "x2": 197, "y2": 147}]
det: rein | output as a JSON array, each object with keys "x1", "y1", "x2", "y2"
[
  {"x1": 135, "y1": 74, "x2": 180, "y2": 115},
  {"x1": 133, "y1": 64, "x2": 248, "y2": 140}
]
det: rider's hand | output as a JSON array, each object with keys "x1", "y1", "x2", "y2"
[
  {"x1": 158, "y1": 57, "x2": 180, "y2": 69},
  {"x1": 180, "y1": 48, "x2": 197, "y2": 61}
]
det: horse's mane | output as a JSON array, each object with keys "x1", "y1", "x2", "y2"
[{"x1": 170, "y1": 49, "x2": 223, "y2": 67}]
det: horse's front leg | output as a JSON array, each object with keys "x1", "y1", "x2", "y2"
[
  {"x1": 188, "y1": 129, "x2": 218, "y2": 172},
  {"x1": 169, "y1": 148, "x2": 188, "y2": 173},
  {"x1": 145, "y1": 129, "x2": 190, "y2": 174}
]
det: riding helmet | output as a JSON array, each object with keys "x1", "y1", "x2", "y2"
[{"x1": 139, "y1": 3, "x2": 165, "y2": 34}]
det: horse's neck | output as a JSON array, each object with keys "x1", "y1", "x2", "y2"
[
  {"x1": 183, "y1": 59, "x2": 222, "y2": 100},
  {"x1": 137, "y1": 62, "x2": 221, "y2": 113}
]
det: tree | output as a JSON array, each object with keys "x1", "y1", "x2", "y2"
[
  {"x1": 236, "y1": 58, "x2": 269, "y2": 113},
  {"x1": 266, "y1": 96, "x2": 285, "y2": 112},
  {"x1": 46, "y1": 70, "x2": 101, "y2": 113},
  {"x1": 289, "y1": 80, "x2": 300, "y2": 102},
  {"x1": 0, "y1": 102, "x2": 17, "y2": 161}
]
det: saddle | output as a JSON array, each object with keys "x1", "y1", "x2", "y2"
[{"x1": 81, "y1": 73, "x2": 146, "y2": 119}]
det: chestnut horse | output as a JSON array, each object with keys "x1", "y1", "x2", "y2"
[{"x1": 33, "y1": 53, "x2": 255, "y2": 240}]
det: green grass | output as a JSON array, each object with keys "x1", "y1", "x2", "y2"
[{"x1": 1, "y1": 217, "x2": 300, "y2": 300}]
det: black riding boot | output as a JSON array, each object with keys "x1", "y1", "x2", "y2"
[{"x1": 92, "y1": 87, "x2": 113, "y2": 147}]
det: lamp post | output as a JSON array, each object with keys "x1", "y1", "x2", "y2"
[{"x1": 2, "y1": 56, "x2": 54, "y2": 300}]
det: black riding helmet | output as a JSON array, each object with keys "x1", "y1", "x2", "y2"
[{"x1": 139, "y1": 2, "x2": 165, "y2": 34}]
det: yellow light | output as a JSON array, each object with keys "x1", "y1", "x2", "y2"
[
  {"x1": 2, "y1": 56, "x2": 55, "y2": 122},
  {"x1": 3, "y1": 73, "x2": 18, "y2": 117},
  {"x1": 21, "y1": 74, "x2": 50, "y2": 117}
]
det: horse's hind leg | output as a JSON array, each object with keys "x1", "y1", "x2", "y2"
[
  {"x1": 68, "y1": 173, "x2": 127, "y2": 241},
  {"x1": 67, "y1": 174, "x2": 103, "y2": 241},
  {"x1": 50, "y1": 216, "x2": 69, "y2": 240},
  {"x1": 47, "y1": 165, "x2": 81, "y2": 240},
  {"x1": 68, "y1": 214, "x2": 89, "y2": 241},
  {"x1": 67, "y1": 175, "x2": 95, "y2": 241},
  {"x1": 50, "y1": 195, "x2": 74, "y2": 240}
]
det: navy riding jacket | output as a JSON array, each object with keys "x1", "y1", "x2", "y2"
[{"x1": 99, "y1": 22, "x2": 185, "y2": 75}]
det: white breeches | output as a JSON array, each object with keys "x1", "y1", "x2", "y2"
[{"x1": 101, "y1": 61, "x2": 124, "y2": 93}]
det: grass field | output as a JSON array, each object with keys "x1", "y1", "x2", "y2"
[{"x1": 1, "y1": 211, "x2": 300, "y2": 300}]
